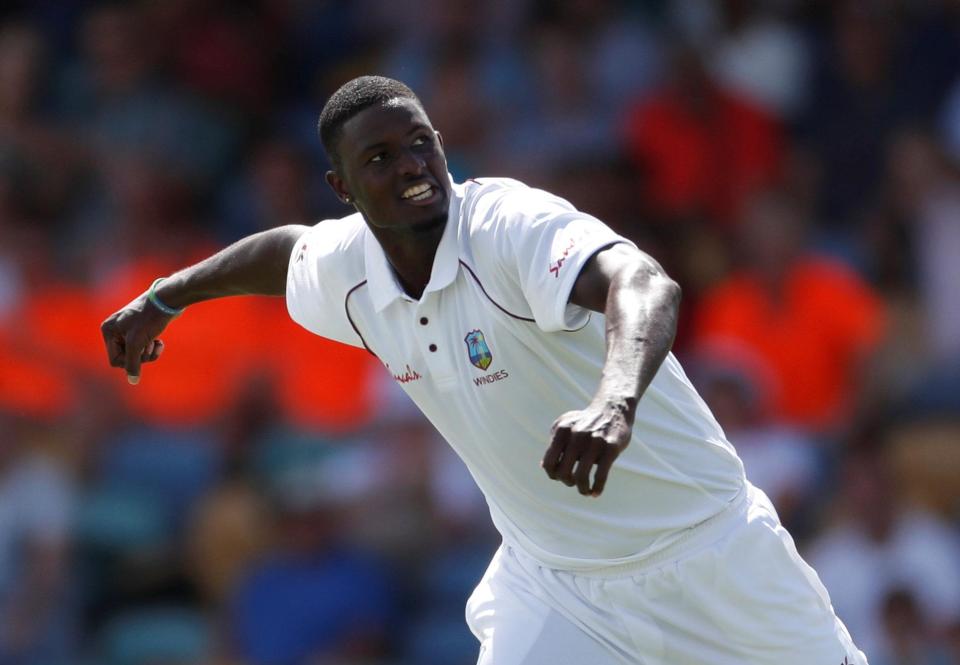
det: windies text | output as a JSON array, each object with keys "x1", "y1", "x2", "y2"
[{"x1": 473, "y1": 369, "x2": 509, "y2": 386}]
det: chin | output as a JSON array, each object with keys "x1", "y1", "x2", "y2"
[{"x1": 409, "y1": 212, "x2": 447, "y2": 233}]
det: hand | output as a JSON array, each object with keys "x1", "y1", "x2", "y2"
[
  {"x1": 100, "y1": 293, "x2": 173, "y2": 384},
  {"x1": 541, "y1": 398, "x2": 634, "y2": 497}
]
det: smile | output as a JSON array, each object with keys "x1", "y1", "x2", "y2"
[{"x1": 401, "y1": 183, "x2": 434, "y2": 201}]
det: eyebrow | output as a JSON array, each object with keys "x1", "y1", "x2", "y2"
[
  {"x1": 357, "y1": 141, "x2": 388, "y2": 157},
  {"x1": 356, "y1": 124, "x2": 432, "y2": 157}
]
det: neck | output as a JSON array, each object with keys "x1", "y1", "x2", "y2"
[{"x1": 369, "y1": 216, "x2": 447, "y2": 299}]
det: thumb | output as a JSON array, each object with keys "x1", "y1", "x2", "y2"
[{"x1": 124, "y1": 335, "x2": 145, "y2": 385}]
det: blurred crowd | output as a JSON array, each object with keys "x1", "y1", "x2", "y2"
[{"x1": 0, "y1": 0, "x2": 959, "y2": 663}]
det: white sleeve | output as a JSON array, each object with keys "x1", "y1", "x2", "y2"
[
  {"x1": 492, "y1": 187, "x2": 636, "y2": 332},
  {"x1": 285, "y1": 219, "x2": 366, "y2": 348}
]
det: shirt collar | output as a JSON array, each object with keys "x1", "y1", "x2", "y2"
[{"x1": 365, "y1": 177, "x2": 464, "y2": 312}]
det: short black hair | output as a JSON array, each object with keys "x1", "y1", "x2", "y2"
[{"x1": 318, "y1": 75, "x2": 422, "y2": 169}]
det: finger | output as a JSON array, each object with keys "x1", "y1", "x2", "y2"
[
  {"x1": 123, "y1": 334, "x2": 145, "y2": 384},
  {"x1": 102, "y1": 324, "x2": 126, "y2": 368},
  {"x1": 108, "y1": 336, "x2": 126, "y2": 367},
  {"x1": 574, "y1": 443, "x2": 601, "y2": 496},
  {"x1": 147, "y1": 339, "x2": 164, "y2": 362},
  {"x1": 542, "y1": 426, "x2": 568, "y2": 476},
  {"x1": 556, "y1": 436, "x2": 583, "y2": 486},
  {"x1": 140, "y1": 339, "x2": 164, "y2": 363},
  {"x1": 590, "y1": 446, "x2": 619, "y2": 497}
]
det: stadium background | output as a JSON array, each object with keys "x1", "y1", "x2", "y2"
[{"x1": 1, "y1": 0, "x2": 960, "y2": 663}]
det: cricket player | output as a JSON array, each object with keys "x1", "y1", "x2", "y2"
[{"x1": 101, "y1": 76, "x2": 867, "y2": 665}]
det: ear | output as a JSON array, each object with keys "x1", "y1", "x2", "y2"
[{"x1": 325, "y1": 171, "x2": 353, "y2": 205}]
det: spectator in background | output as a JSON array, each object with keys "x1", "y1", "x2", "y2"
[
  {"x1": 216, "y1": 138, "x2": 324, "y2": 243},
  {"x1": 874, "y1": 588, "x2": 952, "y2": 665},
  {"x1": 496, "y1": 0, "x2": 661, "y2": 180},
  {"x1": 806, "y1": 446, "x2": 960, "y2": 661},
  {"x1": 707, "y1": 0, "x2": 811, "y2": 119},
  {"x1": 623, "y1": 40, "x2": 783, "y2": 230},
  {"x1": 795, "y1": 0, "x2": 957, "y2": 252},
  {"x1": 942, "y1": 72, "x2": 960, "y2": 162},
  {"x1": 229, "y1": 445, "x2": 398, "y2": 665},
  {"x1": 415, "y1": 52, "x2": 497, "y2": 179},
  {"x1": 146, "y1": 0, "x2": 276, "y2": 116},
  {"x1": 498, "y1": 21, "x2": 618, "y2": 179},
  {"x1": 56, "y1": 3, "x2": 235, "y2": 218},
  {"x1": 692, "y1": 188, "x2": 884, "y2": 432},
  {"x1": 886, "y1": 129, "x2": 960, "y2": 368},
  {"x1": 186, "y1": 477, "x2": 272, "y2": 663},
  {"x1": 0, "y1": 22, "x2": 82, "y2": 229},
  {"x1": 0, "y1": 417, "x2": 76, "y2": 664}
]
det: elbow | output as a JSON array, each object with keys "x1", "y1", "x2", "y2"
[
  {"x1": 659, "y1": 276, "x2": 682, "y2": 333},
  {"x1": 663, "y1": 276, "x2": 682, "y2": 310},
  {"x1": 640, "y1": 264, "x2": 680, "y2": 310}
]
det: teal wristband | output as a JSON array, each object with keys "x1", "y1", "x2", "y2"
[{"x1": 147, "y1": 278, "x2": 185, "y2": 316}]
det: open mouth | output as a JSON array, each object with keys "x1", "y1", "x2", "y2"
[{"x1": 400, "y1": 182, "x2": 437, "y2": 203}]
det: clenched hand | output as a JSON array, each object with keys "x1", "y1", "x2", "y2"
[
  {"x1": 541, "y1": 399, "x2": 634, "y2": 497},
  {"x1": 100, "y1": 293, "x2": 174, "y2": 384}
]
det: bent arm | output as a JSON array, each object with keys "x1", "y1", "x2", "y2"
[
  {"x1": 570, "y1": 242, "x2": 682, "y2": 415},
  {"x1": 100, "y1": 224, "x2": 309, "y2": 383},
  {"x1": 542, "y1": 242, "x2": 681, "y2": 496},
  {"x1": 154, "y1": 224, "x2": 310, "y2": 307}
]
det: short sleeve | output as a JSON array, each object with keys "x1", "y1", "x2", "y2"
[
  {"x1": 285, "y1": 218, "x2": 367, "y2": 348},
  {"x1": 489, "y1": 186, "x2": 635, "y2": 332}
]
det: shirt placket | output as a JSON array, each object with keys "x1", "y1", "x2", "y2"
[{"x1": 414, "y1": 293, "x2": 458, "y2": 391}]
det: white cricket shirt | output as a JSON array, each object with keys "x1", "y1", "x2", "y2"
[{"x1": 287, "y1": 177, "x2": 746, "y2": 569}]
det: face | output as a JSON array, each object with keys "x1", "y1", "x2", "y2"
[{"x1": 326, "y1": 98, "x2": 451, "y2": 234}]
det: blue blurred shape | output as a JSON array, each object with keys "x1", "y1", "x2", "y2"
[
  {"x1": 403, "y1": 611, "x2": 478, "y2": 665},
  {"x1": 99, "y1": 606, "x2": 210, "y2": 665},
  {"x1": 98, "y1": 426, "x2": 222, "y2": 527},
  {"x1": 76, "y1": 487, "x2": 168, "y2": 551}
]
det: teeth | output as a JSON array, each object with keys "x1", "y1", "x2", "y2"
[{"x1": 402, "y1": 183, "x2": 432, "y2": 199}]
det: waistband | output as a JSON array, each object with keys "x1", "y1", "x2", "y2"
[{"x1": 511, "y1": 482, "x2": 752, "y2": 579}]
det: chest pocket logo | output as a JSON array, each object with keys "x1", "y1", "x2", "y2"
[{"x1": 464, "y1": 330, "x2": 493, "y2": 370}]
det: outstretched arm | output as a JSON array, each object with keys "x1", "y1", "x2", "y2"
[
  {"x1": 541, "y1": 243, "x2": 681, "y2": 496},
  {"x1": 100, "y1": 224, "x2": 309, "y2": 384}
]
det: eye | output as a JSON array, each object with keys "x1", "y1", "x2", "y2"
[
  {"x1": 368, "y1": 152, "x2": 386, "y2": 164},
  {"x1": 412, "y1": 134, "x2": 433, "y2": 147}
]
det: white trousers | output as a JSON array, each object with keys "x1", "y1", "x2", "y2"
[{"x1": 466, "y1": 484, "x2": 868, "y2": 665}]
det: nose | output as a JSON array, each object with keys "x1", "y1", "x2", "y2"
[{"x1": 397, "y1": 147, "x2": 426, "y2": 176}]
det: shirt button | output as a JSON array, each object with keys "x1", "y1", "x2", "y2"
[
  {"x1": 420, "y1": 317, "x2": 428, "y2": 325},
  {"x1": 429, "y1": 344, "x2": 437, "y2": 352}
]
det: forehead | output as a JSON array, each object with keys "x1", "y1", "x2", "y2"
[{"x1": 339, "y1": 98, "x2": 433, "y2": 157}]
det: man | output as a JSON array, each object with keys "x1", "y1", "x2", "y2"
[{"x1": 101, "y1": 76, "x2": 867, "y2": 665}]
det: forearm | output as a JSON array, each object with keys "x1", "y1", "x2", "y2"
[
  {"x1": 154, "y1": 224, "x2": 309, "y2": 309},
  {"x1": 546, "y1": 247, "x2": 680, "y2": 495},
  {"x1": 594, "y1": 260, "x2": 681, "y2": 414}
]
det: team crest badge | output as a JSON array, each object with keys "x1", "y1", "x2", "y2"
[{"x1": 464, "y1": 330, "x2": 493, "y2": 370}]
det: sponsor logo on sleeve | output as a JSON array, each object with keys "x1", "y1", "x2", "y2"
[
  {"x1": 548, "y1": 236, "x2": 577, "y2": 278},
  {"x1": 386, "y1": 363, "x2": 422, "y2": 384}
]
